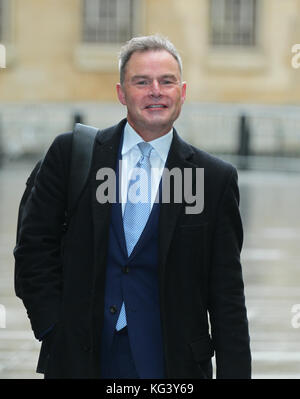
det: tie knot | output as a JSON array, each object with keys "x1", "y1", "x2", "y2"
[{"x1": 138, "y1": 142, "x2": 153, "y2": 158}]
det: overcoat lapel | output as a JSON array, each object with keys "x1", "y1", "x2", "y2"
[
  {"x1": 110, "y1": 135, "x2": 128, "y2": 258},
  {"x1": 158, "y1": 129, "x2": 195, "y2": 283},
  {"x1": 90, "y1": 119, "x2": 126, "y2": 283}
]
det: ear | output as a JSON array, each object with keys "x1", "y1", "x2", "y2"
[
  {"x1": 181, "y1": 82, "x2": 187, "y2": 105},
  {"x1": 116, "y1": 83, "x2": 126, "y2": 105}
]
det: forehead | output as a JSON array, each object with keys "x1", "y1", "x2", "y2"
[{"x1": 125, "y1": 50, "x2": 181, "y2": 78}]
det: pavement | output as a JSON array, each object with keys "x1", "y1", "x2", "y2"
[
  {"x1": 239, "y1": 170, "x2": 300, "y2": 378},
  {"x1": 0, "y1": 159, "x2": 300, "y2": 379}
]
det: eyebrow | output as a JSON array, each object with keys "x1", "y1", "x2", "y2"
[
  {"x1": 131, "y1": 74, "x2": 178, "y2": 82},
  {"x1": 131, "y1": 75, "x2": 149, "y2": 82}
]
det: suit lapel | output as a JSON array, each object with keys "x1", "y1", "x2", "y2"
[
  {"x1": 126, "y1": 201, "x2": 160, "y2": 261},
  {"x1": 158, "y1": 129, "x2": 195, "y2": 282}
]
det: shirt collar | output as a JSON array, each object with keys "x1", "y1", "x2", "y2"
[{"x1": 122, "y1": 121, "x2": 173, "y2": 163}]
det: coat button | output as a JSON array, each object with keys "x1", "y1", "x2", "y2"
[
  {"x1": 110, "y1": 305, "x2": 117, "y2": 314},
  {"x1": 122, "y1": 266, "x2": 130, "y2": 274}
]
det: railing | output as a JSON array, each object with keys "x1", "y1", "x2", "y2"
[{"x1": 0, "y1": 102, "x2": 300, "y2": 171}]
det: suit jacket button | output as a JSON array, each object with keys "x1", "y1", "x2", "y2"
[
  {"x1": 110, "y1": 305, "x2": 117, "y2": 314},
  {"x1": 122, "y1": 266, "x2": 129, "y2": 274}
]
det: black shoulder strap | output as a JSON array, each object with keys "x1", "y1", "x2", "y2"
[{"x1": 68, "y1": 123, "x2": 99, "y2": 215}]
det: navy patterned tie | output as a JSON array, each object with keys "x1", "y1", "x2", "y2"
[{"x1": 116, "y1": 142, "x2": 153, "y2": 331}]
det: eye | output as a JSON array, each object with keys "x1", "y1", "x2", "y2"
[
  {"x1": 160, "y1": 79, "x2": 175, "y2": 86},
  {"x1": 136, "y1": 80, "x2": 149, "y2": 86}
]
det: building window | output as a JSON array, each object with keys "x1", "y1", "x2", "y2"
[
  {"x1": 210, "y1": 0, "x2": 256, "y2": 46},
  {"x1": 0, "y1": 0, "x2": 11, "y2": 43},
  {"x1": 0, "y1": 0, "x2": 4, "y2": 41},
  {"x1": 75, "y1": 0, "x2": 143, "y2": 71},
  {"x1": 82, "y1": 0, "x2": 134, "y2": 44}
]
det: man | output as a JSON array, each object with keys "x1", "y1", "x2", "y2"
[{"x1": 14, "y1": 35, "x2": 251, "y2": 379}]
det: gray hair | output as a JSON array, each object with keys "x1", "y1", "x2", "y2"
[{"x1": 118, "y1": 35, "x2": 183, "y2": 85}]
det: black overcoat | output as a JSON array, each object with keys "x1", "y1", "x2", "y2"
[{"x1": 14, "y1": 119, "x2": 251, "y2": 378}]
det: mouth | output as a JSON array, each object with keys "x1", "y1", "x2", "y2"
[{"x1": 145, "y1": 104, "x2": 168, "y2": 109}]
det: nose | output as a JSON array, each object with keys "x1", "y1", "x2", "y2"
[{"x1": 150, "y1": 80, "x2": 162, "y2": 97}]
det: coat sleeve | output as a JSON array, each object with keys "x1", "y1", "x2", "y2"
[
  {"x1": 14, "y1": 133, "x2": 72, "y2": 339},
  {"x1": 208, "y1": 166, "x2": 251, "y2": 379}
]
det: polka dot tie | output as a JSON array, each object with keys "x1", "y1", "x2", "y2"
[{"x1": 115, "y1": 142, "x2": 153, "y2": 331}]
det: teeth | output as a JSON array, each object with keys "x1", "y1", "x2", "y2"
[{"x1": 147, "y1": 105, "x2": 165, "y2": 108}]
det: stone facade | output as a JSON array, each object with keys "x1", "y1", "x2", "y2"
[{"x1": 0, "y1": 0, "x2": 300, "y2": 157}]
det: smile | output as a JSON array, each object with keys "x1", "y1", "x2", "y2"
[{"x1": 145, "y1": 105, "x2": 167, "y2": 109}]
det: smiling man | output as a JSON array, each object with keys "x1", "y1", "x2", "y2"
[
  {"x1": 14, "y1": 35, "x2": 251, "y2": 379},
  {"x1": 116, "y1": 48, "x2": 186, "y2": 141}
]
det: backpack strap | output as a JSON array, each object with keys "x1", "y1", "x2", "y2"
[{"x1": 68, "y1": 123, "x2": 99, "y2": 216}]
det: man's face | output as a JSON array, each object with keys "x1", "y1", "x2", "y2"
[{"x1": 117, "y1": 50, "x2": 186, "y2": 139}]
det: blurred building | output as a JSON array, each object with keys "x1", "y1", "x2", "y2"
[{"x1": 0, "y1": 0, "x2": 300, "y2": 161}]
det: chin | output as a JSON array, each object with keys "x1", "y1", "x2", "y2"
[{"x1": 146, "y1": 114, "x2": 171, "y2": 125}]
